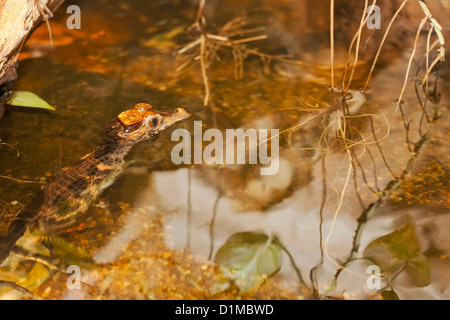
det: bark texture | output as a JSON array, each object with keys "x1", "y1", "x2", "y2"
[{"x1": 0, "y1": 0, "x2": 64, "y2": 132}]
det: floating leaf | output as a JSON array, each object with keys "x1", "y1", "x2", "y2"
[
  {"x1": 364, "y1": 224, "x2": 430, "y2": 287},
  {"x1": 214, "y1": 232, "x2": 283, "y2": 291},
  {"x1": 6, "y1": 91, "x2": 55, "y2": 110}
]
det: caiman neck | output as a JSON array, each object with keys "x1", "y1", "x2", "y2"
[
  {"x1": 93, "y1": 137, "x2": 133, "y2": 165},
  {"x1": 92, "y1": 119, "x2": 135, "y2": 163}
]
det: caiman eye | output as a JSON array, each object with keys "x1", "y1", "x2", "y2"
[
  {"x1": 151, "y1": 117, "x2": 158, "y2": 126},
  {"x1": 124, "y1": 120, "x2": 144, "y2": 133}
]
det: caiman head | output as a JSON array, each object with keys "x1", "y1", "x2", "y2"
[{"x1": 114, "y1": 103, "x2": 190, "y2": 143}]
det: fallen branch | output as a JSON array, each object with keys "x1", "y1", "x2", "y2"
[{"x1": 0, "y1": 0, "x2": 64, "y2": 132}]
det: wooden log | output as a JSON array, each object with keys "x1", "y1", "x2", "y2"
[{"x1": 0, "y1": 0, "x2": 64, "y2": 132}]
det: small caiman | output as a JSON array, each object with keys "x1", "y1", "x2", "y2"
[{"x1": 0, "y1": 103, "x2": 190, "y2": 265}]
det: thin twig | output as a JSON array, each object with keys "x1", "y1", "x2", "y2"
[
  {"x1": 325, "y1": 101, "x2": 440, "y2": 298},
  {"x1": 199, "y1": 34, "x2": 210, "y2": 106},
  {"x1": 0, "y1": 280, "x2": 35, "y2": 298},
  {"x1": 330, "y1": 0, "x2": 335, "y2": 88},
  {"x1": 363, "y1": 0, "x2": 409, "y2": 91},
  {"x1": 396, "y1": 16, "x2": 428, "y2": 112},
  {"x1": 343, "y1": 0, "x2": 373, "y2": 92},
  {"x1": 0, "y1": 175, "x2": 45, "y2": 184}
]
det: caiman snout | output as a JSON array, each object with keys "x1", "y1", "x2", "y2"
[{"x1": 159, "y1": 107, "x2": 191, "y2": 130}]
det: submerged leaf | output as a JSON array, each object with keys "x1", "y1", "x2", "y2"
[
  {"x1": 19, "y1": 262, "x2": 50, "y2": 290},
  {"x1": 6, "y1": 91, "x2": 55, "y2": 110},
  {"x1": 364, "y1": 224, "x2": 419, "y2": 272},
  {"x1": 51, "y1": 236, "x2": 94, "y2": 268},
  {"x1": 141, "y1": 26, "x2": 185, "y2": 49},
  {"x1": 214, "y1": 232, "x2": 283, "y2": 291},
  {"x1": 406, "y1": 253, "x2": 431, "y2": 287},
  {"x1": 363, "y1": 224, "x2": 431, "y2": 287}
]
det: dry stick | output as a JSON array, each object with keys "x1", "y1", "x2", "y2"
[
  {"x1": 277, "y1": 238, "x2": 312, "y2": 298},
  {"x1": 342, "y1": 11, "x2": 365, "y2": 88},
  {"x1": 353, "y1": 149, "x2": 378, "y2": 194},
  {"x1": 0, "y1": 280, "x2": 34, "y2": 298},
  {"x1": 414, "y1": 82, "x2": 427, "y2": 138},
  {"x1": 0, "y1": 142, "x2": 20, "y2": 157},
  {"x1": 369, "y1": 116, "x2": 397, "y2": 178},
  {"x1": 418, "y1": 0, "x2": 446, "y2": 86},
  {"x1": 325, "y1": 103, "x2": 440, "y2": 298},
  {"x1": 309, "y1": 151, "x2": 329, "y2": 297},
  {"x1": 363, "y1": 0, "x2": 409, "y2": 91},
  {"x1": 416, "y1": 38, "x2": 441, "y2": 88},
  {"x1": 0, "y1": 175, "x2": 44, "y2": 184},
  {"x1": 35, "y1": 0, "x2": 54, "y2": 46},
  {"x1": 11, "y1": 245, "x2": 59, "y2": 271},
  {"x1": 192, "y1": 0, "x2": 206, "y2": 29},
  {"x1": 324, "y1": 116, "x2": 354, "y2": 269},
  {"x1": 199, "y1": 34, "x2": 210, "y2": 106},
  {"x1": 425, "y1": 27, "x2": 433, "y2": 94},
  {"x1": 177, "y1": 39, "x2": 201, "y2": 55},
  {"x1": 396, "y1": 16, "x2": 428, "y2": 112},
  {"x1": 416, "y1": 37, "x2": 440, "y2": 125},
  {"x1": 179, "y1": 31, "x2": 317, "y2": 88},
  {"x1": 330, "y1": 0, "x2": 335, "y2": 88},
  {"x1": 396, "y1": 16, "x2": 429, "y2": 153},
  {"x1": 350, "y1": 148, "x2": 370, "y2": 210},
  {"x1": 186, "y1": 168, "x2": 192, "y2": 248},
  {"x1": 232, "y1": 35, "x2": 267, "y2": 44},
  {"x1": 319, "y1": 153, "x2": 327, "y2": 264},
  {"x1": 421, "y1": 48, "x2": 444, "y2": 86},
  {"x1": 343, "y1": 0, "x2": 373, "y2": 92},
  {"x1": 364, "y1": 145, "x2": 380, "y2": 192}
]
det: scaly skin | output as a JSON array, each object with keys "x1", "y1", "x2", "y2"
[{"x1": 0, "y1": 103, "x2": 190, "y2": 265}]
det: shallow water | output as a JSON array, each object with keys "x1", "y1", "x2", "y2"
[{"x1": 0, "y1": 0, "x2": 449, "y2": 299}]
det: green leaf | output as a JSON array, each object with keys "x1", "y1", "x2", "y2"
[
  {"x1": 214, "y1": 232, "x2": 283, "y2": 291},
  {"x1": 363, "y1": 224, "x2": 430, "y2": 287},
  {"x1": 380, "y1": 290, "x2": 400, "y2": 300},
  {"x1": 406, "y1": 253, "x2": 431, "y2": 287},
  {"x1": 364, "y1": 224, "x2": 420, "y2": 272},
  {"x1": 18, "y1": 230, "x2": 93, "y2": 269},
  {"x1": 19, "y1": 262, "x2": 50, "y2": 290},
  {"x1": 6, "y1": 91, "x2": 55, "y2": 110},
  {"x1": 51, "y1": 236, "x2": 94, "y2": 268}
]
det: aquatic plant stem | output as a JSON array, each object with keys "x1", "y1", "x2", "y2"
[
  {"x1": 396, "y1": 16, "x2": 428, "y2": 112},
  {"x1": 0, "y1": 175, "x2": 44, "y2": 184},
  {"x1": 324, "y1": 101, "x2": 440, "y2": 298},
  {"x1": 200, "y1": 34, "x2": 210, "y2": 106},
  {"x1": 0, "y1": 280, "x2": 34, "y2": 298},
  {"x1": 34, "y1": 0, "x2": 54, "y2": 46},
  {"x1": 277, "y1": 237, "x2": 313, "y2": 298},
  {"x1": 208, "y1": 191, "x2": 222, "y2": 260},
  {"x1": 330, "y1": 0, "x2": 335, "y2": 88},
  {"x1": 343, "y1": 0, "x2": 372, "y2": 92},
  {"x1": 363, "y1": 0, "x2": 408, "y2": 91}
]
